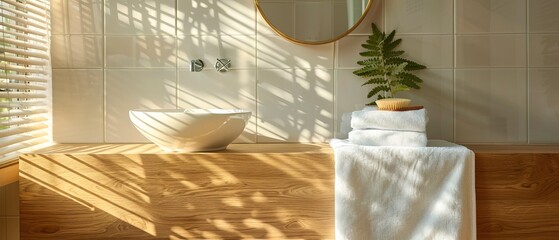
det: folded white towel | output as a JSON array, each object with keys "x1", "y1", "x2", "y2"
[
  {"x1": 330, "y1": 139, "x2": 476, "y2": 240},
  {"x1": 351, "y1": 108, "x2": 428, "y2": 132},
  {"x1": 348, "y1": 129, "x2": 428, "y2": 147}
]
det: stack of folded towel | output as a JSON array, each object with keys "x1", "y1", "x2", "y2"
[{"x1": 349, "y1": 107, "x2": 428, "y2": 147}]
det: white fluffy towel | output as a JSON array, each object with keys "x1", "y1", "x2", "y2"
[
  {"x1": 331, "y1": 139, "x2": 476, "y2": 240},
  {"x1": 349, "y1": 129, "x2": 428, "y2": 147},
  {"x1": 351, "y1": 108, "x2": 428, "y2": 132}
]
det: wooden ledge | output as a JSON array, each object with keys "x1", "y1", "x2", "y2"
[
  {"x1": 27, "y1": 143, "x2": 333, "y2": 155},
  {"x1": 465, "y1": 144, "x2": 559, "y2": 153}
]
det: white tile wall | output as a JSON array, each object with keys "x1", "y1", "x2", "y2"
[
  {"x1": 105, "y1": 36, "x2": 176, "y2": 68},
  {"x1": 177, "y1": 0, "x2": 255, "y2": 36},
  {"x1": 105, "y1": 69, "x2": 177, "y2": 143},
  {"x1": 456, "y1": 0, "x2": 526, "y2": 34},
  {"x1": 50, "y1": 0, "x2": 559, "y2": 144},
  {"x1": 456, "y1": 35, "x2": 526, "y2": 68},
  {"x1": 529, "y1": 68, "x2": 559, "y2": 143},
  {"x1": 177, "y1": 35, "x2": 256, "y2": 69},
  {"x1": 53, "y1": 70, "x2": 104, "y2": 143},
  {"x1": 455, "y1": 69, "x2": 527, "y2": 143},
  {"x1": 257, "y1": 69, "x2": 334, "y2": 142},
  {"x1": 105, "y1": 0, "x2": 176, "y2": 35},
  {"x1": 51, "y1": 0, "x2": 103, "y2": 34},
  {"x1": 51, "y1": 35, "x2": 103, "y2": 68}
]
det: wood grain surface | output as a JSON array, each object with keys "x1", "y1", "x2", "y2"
[
  {"x1": 19, "y1": 144, "x2": 559, "y2": 239},
  {"x1": 19, "y1": 151, "x2": 334, "y2": 239},
  {"x1": 475, "y1": 152, "x2": 559, "y2": 239}
]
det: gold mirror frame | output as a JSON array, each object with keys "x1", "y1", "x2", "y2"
[{"x1": 255, "y1": 0, "x2": 373, "y2": 45}]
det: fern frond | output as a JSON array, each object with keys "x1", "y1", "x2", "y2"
[
  {"x1": 359, "y1": 51, "x2": 381, "y2": 57},
  {"x1": 396, "y1": 77, "x2": 421, "y2": 89},
  {"x1": 385, "y1": 29, "x2": 396, "y2": 45},
  {"x1": 402, "y1": 59, "x2": 426, "y2": 71},
  {"x1": 367, "y1": 85, "x2": 390, "y2": 98},
  {"x1": 362, "y1": 77, "x2": 387, "y2": 86},
  {"x1": 384, "y1": 38, "x2": 401, "y2": 52},
  {"x1": 353, "y1": 67, "x2": 383, "y2": 77},
  {"x1": 357, "y1": 57, "x2": 382, "y2": 66},
  {"x1": 385, "y1": 50, "x2": 404, "y2": 58},
  {"x1": 361, "y1": 43, "x2": 380, "y2": 51},
  {"x1": 396, "y1": 72, "x2": 423, "y2": 83}
]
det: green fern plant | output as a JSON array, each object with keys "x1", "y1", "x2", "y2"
[{"x1": 353, "y1": 23, "x2": 426, "y2": 105}]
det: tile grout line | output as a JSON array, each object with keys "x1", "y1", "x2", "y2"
[
  {"x1": 102, "y1": 0, "x2": 107, "y2": 143},
  {"x1": 453, "y1": 0, "x2": 457, "y2": 143}
]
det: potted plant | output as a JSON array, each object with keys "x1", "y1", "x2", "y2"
[{"x1": 353, "y1": 23, "x2": 426, "y2": 109}]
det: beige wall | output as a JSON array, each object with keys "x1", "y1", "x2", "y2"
[{"x1": 51, "y1": 0, "x2": 559, "y2": 144}]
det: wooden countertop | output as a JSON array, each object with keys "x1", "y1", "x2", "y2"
[
  {"x1": 27, "y1": 143, "x2": 333, "y2": 155},
  {"x1": 25, "y1": 142, "x2": 559, "y2": 155}
]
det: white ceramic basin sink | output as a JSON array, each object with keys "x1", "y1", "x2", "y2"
[{"x1": 129, "y1": 109, "x2": 251, "y2": 152}]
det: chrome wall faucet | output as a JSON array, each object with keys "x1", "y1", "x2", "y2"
[{"x1": 190, "y1": 59, "x2": 204, "y2": 72}]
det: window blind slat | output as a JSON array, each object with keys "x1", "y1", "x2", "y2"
[
  {"x1": 0, "y1": 108, "x2": 48, "y2": 118},
  {"x1": 1, "y1": 0, "x2": 49, "y2": 18},
  {"x1": 1, "y1": 73, "x2": 49, "y2": 83},
  {"x1": 1, "y1": 64, "x2": 47, "y2": 74},
  {"x1": 0, "y1": 54, "x2": 49, "y2": 66},
  {"x1": 0, "y1": 131, "x2": 48, "y2": 149},
  {"x1": 0, "y1": 101, "x2": 45, "y2": 108},
  {"x1": 0, "y1": 82, "x2": 47, "y2": 91},
  {"x1": 0, "y1": 116, "x2": 47, "y2": 128},
  {"x1": 0, "y1": 122, "x2": 48, "y2": 138},
  {"x1": 1, "y1": 37, "x2": 49, "y2": 51},
  {"x1": 0, "y1": 0, "x2": 51, "y2": 164},
  {"x1": 1, "y1": 29, "x2": 48, "y2": 45},
  {"x1": 0, "y1": 11, "x2": 48, "y2": 31},
  {"x1": 0, "y1": 136, "x2": 49, "y2": 157},
  {"x1": 0, "y1": 21, "x2": 47, "y2": 37},
  {"x1": 1, "y1": 46, "x2": 50, "y2": 59},
  {"x1": 0, "y1": 92, "x2": 47, "y2": 99}
]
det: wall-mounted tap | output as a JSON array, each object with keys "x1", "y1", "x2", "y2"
[
  {"x1": 215, "y1": 58, "x2": 231, "y2": 72},
  {"x1": 190, "y1": 59, "x2": 204, "y2": 72}
]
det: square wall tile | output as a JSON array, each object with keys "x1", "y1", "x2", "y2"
[
  {"x1": 51, "y1": 35, "x2": 103, "y2": 68},
  {"x1": 398, "y1": 35, "x2": 453, "y2": 69},
  {"x1": 105, "y1": 0, "x2": 175, "y2": 35},
  {"x1": 386, "y1": 0, "x2": 453, "y2": 34},
  {"x1": 178, "y1": 35, "x2": 255, "y2": 69},
  {"x1": 398, "y1": 69, "x2": 454, "y2": 141},
  {"x1": 257, "y1": 69, "x2": 334, "y2": 142},
  {"x1": 4, "y1": 182, "x2": 17, "y2": 216},
  {"x1": 529, "y1": 68, "x2": 559, "y2": 143},
  {"x1": 456, "y1": 35, "x2": 526, "y2": 68},
  {"x1": 256, "y1": 2, "x2": 294, "y2": 36},
  {"x1": 106, "y1": 36, "x2": 176, "y2": 68},
  {"x1": 178, "y1": 69, "x2": 257, "y2": 143},
  {"x1": 455, "y1": 69, "x2": 527, "y2": 143},
  {"x1": 334, "y1": 69, "x2": 378, "y2": 139},
  {"x1": 178, "y1": 0, "x2": 255, "y2": 36},
  {"x1": 51, "y1": 0, "x2": 103, "y2": 34},
  {"x1": 456, "y1": 0, "x2": 526, "y2": 34},
  {"x1": 337, "y1": 36, "x2": 368, "y2": 69},
  {"x1": 529, "y1": 34, "x2": 559, "y2": 67},
  {"x1": 257, "y1": 35, "x2": 334, "y2": 69},
  {"x1": 53, "y1": 70, "x2": 104, "y2": 143},
  {"x1": 350, "y1": 0, "x2": 384, "y2": 35},
  {"x1": 106, "y1": 69, "x2": 177, "y2": 143},
  {"x1": 529, "y1": 0, "x2": 559, "y2": 33},
  {"x1": 6, "y1": 217, "x2": 18, "y2": 240}
]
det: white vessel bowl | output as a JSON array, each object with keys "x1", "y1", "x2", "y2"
[{"x1": 129, "y1": 109, "x2": 251, "y2": 152}]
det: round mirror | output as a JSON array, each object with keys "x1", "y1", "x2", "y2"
[{"x1": 256, "y1": 0, "x2": 372, "y2": 45}]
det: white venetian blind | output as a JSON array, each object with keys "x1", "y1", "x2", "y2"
[{"x1": 0, "y1": 0, "x2": 50, "y2": 164}]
